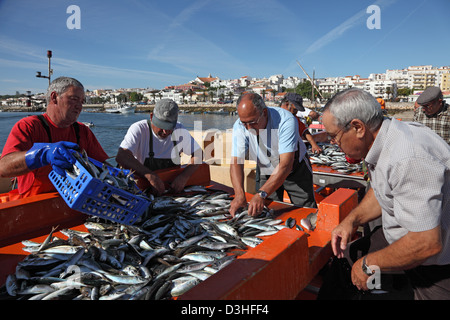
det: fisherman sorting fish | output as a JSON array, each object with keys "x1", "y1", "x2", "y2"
[
  {"x1": 0, "y1": 77, "x2": 109, "y2": 200},
  {"x1": 116, "y1": 99, "x2": 203, "y2": 196},
  {"x1": 230, "y1": 93, "x2": 317, "y2": 217}
]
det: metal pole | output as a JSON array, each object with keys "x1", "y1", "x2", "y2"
[
  {"x1": 312, "y1": 69, "x2": 315, "y2": 105},
  {"x1": 47, "y1": 50, "x2": 52, "y2": 86},
  {"x1": 296, "y1": 60, "x2": 324, "y2": 100}
]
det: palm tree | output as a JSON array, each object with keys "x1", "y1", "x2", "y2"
[
  {"x1": 386, "y1": 87, "x2": 392, "y2": 101},
  {"x1": 227, "y1": 91, "x2": 233, "y2": 102},
  {"x1": 209, "y1": 91, "x2": 214, "y2": 103},
  {"x1": 188, "y1": 89, "x2": 194, "y2": 104}
]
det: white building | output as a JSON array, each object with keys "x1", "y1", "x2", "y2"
[
  {"x1": 364, "y1": 80, "x2": 397, "y2": 99},
  {"x1": 385, "y1": 65, "x2": 450, "y2": 91}
]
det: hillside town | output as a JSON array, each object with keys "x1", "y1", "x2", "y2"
[{"x1": 1, "y1": 64, "x2": 449, "y2": 110}]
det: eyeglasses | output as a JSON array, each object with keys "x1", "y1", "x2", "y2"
[
  {"x1": 327, "y1": 120, "x2": 352, "y2": 144},
  {"x1": 420, "y1": 102, "x2": 434, "y2": 109},
  {"x1": 241, "y1": 112, "x2": 263, "y2": 126}
]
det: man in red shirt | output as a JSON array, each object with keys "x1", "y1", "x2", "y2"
[{"x1": 0, "y1": 77, "x2": 108, "y2": 199}]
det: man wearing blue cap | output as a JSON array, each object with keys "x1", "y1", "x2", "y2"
[{"x1": 116, "y1": 99, "x2": 202, "y2": 195}]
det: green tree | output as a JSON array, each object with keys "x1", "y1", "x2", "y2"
[
  {"x1": 295, "y1": 81, "x2": 319, "y2": 100},
  {"x1": 117, "y1": 93, "x2": 128, "y2": 103},
  {"x1": 129, "y1": 92, "x2": 140, "y2": 102},
  {"x1": 397, "y1": 87, "x2": 412, "y2": 97}
]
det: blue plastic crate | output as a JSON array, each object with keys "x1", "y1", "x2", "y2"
[{"x1": 49, "y1": 155, "x2": 150, "y2": 225}]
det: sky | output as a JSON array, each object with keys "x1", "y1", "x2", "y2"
[{"x1": 0, "y1": 0, "x2": 448, "y2": 95}]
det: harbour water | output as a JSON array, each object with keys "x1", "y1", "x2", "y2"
[{"x1": 0, "y1": 111, "x2": 239, "y2": 165}]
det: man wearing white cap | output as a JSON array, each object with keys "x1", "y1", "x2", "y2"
[{"x1": 116, "y1": 99, "x2": 202, "y2": 195}]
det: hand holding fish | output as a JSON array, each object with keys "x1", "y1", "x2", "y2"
[
  {"x1": 229, "y1": 194, "x2": 247, "y2": 217},
  {"x1": 248, "y1": 193, "x2": 265, "y2": 217}
]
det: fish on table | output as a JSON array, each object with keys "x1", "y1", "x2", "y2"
[{"x1": 1, "y1": 186, "x2": 310, "y2": 300}]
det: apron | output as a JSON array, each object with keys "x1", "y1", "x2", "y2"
[{"x1": 143, "y1": 120, "x2": 179, "y2": 171}]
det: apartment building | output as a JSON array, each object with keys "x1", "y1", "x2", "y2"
[
  {"x1": 364, "y1": 80, "x2": 397, "y2": 99},
  {"x1": 441, "y1": 72, "x2": 450, "y2": 92},
  {"x1": 385, "y1": 65, "x2": 450, "y2": 91}
]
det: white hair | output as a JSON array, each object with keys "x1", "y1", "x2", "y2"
[
  {"x1": 46, "y1": 77, "x2": 84, "y2": 104},
  {"x1": 323, "y1": 88, "x2": 384, "y2": 131}
]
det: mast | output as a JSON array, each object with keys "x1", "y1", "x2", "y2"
[
  {"x1": 312, "y1": 69, "x2": 315, "y2": 107},
  {"x1": 296, "y1": 60, "x2": 324, "y2": 100}
]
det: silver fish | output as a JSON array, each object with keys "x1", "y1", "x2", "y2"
[{"x1": 170, "y1": 277, "x2": 201, "y2": 297}]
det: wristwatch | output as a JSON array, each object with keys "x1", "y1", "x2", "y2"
[
  {"x1": 257, "y1": 190, "x2": 268, "y2": 199},
  {"x1": 362, "y1": 255, "x2": 373, "y2": 276}
]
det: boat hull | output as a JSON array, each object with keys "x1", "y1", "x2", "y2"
[{"x1": 104, "y1": 105, "x2": 136, "y2": 114}]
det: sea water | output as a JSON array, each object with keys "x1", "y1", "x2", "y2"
[{"x1": 0, "y1": 111, "x2": 239, "y2": 164}]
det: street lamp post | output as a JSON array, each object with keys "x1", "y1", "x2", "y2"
[{"x1": 36, "y1": 50, "x2": 53, "y2": 86}]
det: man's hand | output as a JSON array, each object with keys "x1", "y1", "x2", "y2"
[
  {"x1": 25, "y1": 141, "x2": 79, "y2": 176},
  {"x1": 351, "y1": 257, "x2": 370, "y2": 291},
  {"x1": 144, "y1": 172, "x2": 165, "y2": 196},
  {"x1": 248, "y1": 193, "x2": 265, "y2": 217},
  {"x1": 169, "y1": 174, "x2": 189, "y2": 194},
  {"x1": 331, "y1": 219, "x2": 354, "y2": 258},
  {"x1": 229, "y1": 194, "x2": 247, "y2": 217}
]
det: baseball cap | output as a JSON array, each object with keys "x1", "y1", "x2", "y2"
[
  {"x1": 285, "y1": 92, "x2": 305, "y2": 111},
  {"x1": 152, "y1": 99, "x2": 179, "y2": 130},
  {"x1": 417, "y1": 86, "x2": 443, "y2": 105}
]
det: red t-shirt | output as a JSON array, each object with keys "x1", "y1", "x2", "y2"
[
  {"x1": 1, "y1": 113, "x2": 109, "y2": 196},
  {"x1": 296, "y1": 117, "x2": 308, "y2": 139}
]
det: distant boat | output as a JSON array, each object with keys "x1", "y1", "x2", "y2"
[
  {"x1": 105, "y1": 104, "x2": 136, "y2": 114},
  {"x1": 204, "y1": 108, "x2": 229, "y2": 115},
  {"x1": 82, "y1": 121, "x2": 94, "y2": 128}
]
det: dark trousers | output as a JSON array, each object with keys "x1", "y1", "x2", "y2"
[
  {"x1": 257, "y1": 158, "x2": 317, "y2": 208},
  {"x1": 319, "y1": 226, "x2": 450, "y2": 300},
  {"x1": 404, "y1": 264, "x2": 450, "y2": 300}
]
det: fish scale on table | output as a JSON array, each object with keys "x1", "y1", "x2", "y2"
[{"x1": 0, "y1": 186, "x2": 310, "y2": 300}]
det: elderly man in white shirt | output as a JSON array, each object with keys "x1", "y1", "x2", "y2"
[{"x1": 321, "y1": 88, "x2": 450, "y2": 300}]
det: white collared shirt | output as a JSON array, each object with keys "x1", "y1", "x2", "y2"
[{"x1": 365, "y1": 118, "x2": 450, "y2": 265}]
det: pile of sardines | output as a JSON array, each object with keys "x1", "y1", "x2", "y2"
[
  {"x1": 1, "y1": 186, "x2": 306, "y2": 300},
  {"x1": 308, "y1": 143, "x2": 363, "y2": 174}
]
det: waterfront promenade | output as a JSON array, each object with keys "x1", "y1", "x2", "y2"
[{"x1": 1, "y1": 101, "x2": 415, "y2": 115}]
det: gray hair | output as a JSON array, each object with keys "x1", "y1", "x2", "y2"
[
  {"x1": 236, "y1": 92, "x2": 266, "y2": 114},
  {"x1": 46, "y1": 76, "x2": 84, "y2": 104},
  {"x1": 323, "y1": 88, "x2": 384, "y2": 131}
]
